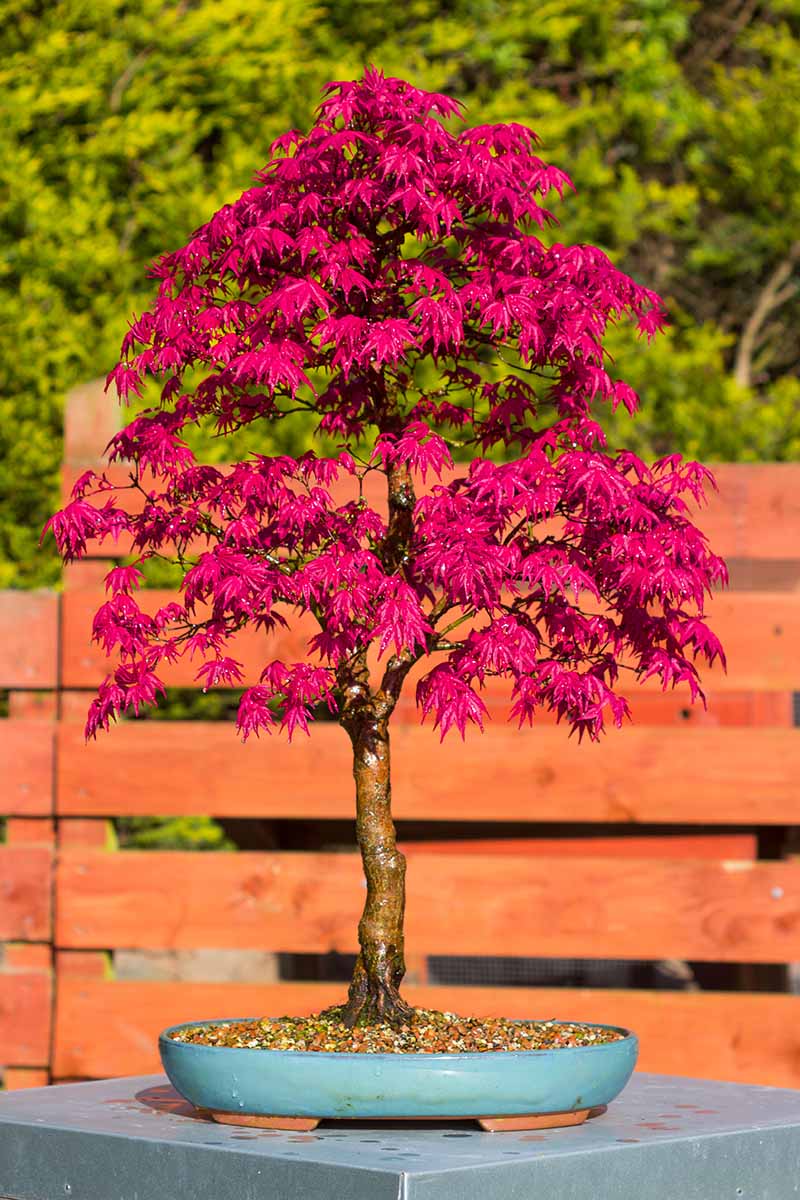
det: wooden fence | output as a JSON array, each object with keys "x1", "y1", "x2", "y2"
[{"x1": 2, "y1": 380, "x2": 800, "y2": 1089}]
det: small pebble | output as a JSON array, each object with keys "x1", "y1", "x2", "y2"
[{"x1": 169, "y1": 1008, "x2": 623, "y2": 1054}]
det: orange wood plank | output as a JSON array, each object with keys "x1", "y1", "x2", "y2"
[
  {"x1": 61, "y1": 463, "x2": 800, "y2": 561},
  {"x1": 0, "y1": 970, "x2": 51, "y2": 1065},
  {"x1": 400, "y1": 592, "x2": 800, "y2": 696},
  {"x1": 706, "y1": 592, "x2": 800, "y2": 690},
  {"x1": 58, "y1": 693, "x2": 92, "y2": 724},
  {"x1": 0, "y1": 847, "x2": 53, "y2": 941},
  {"x1": 58, "y1": 820, "x2": 112, "y2": 850},
  {"x1": 395, "y1": 689, "x2": 793, "y2": 725},
  {"x1": 698, "y1": 464, "x2": 800, "y2": 560},
  {"x1": 63, "y1": 560, "x2": 108, "y2": 590},
  {"x1": 52, "y1": 980, "x2": 347, "y2": 1078},
  {"x1": 57, "y1": 722, "x2": 800, "y2": 824},
  {"x1": 56, "y1": 951, "x2": 109, "y2": 979},
  {"x1": 64, "y1": 378, "x2": 120, "y2": 466},
  {"x1": 726, "y1": 559, "x2": 800, "y2": 592},
  {"x1": 7, "y1": 693, "x2": 57, "y2": 721},
  {"x1": 0, "y1": 723, "x2": 55, "y2": 817},
  {"x1": 59, "y1": 589, "x2": 800, "y2": 692},
  {"x1": 5, "y1": 818, "x2": 55, "y2": 846},
  {"x1": 55, "y1": 848, "x2": 800, "y2": 963},
  {"x1": 4, "y1": 944, "x2": 51, "y2": 971},
  {"x1": 399, "y1": 835, "x2": 758, "y2": 859},
  {"x1": 2, "y1": 1069, "x2": 50, "y2": 1089},
  {"x1": 57, "y1": 687, "x2": 794, "y2": 727},
  {"x1": 60, "y1": 590, "x2": 314, "y2": 688},
  {"x1": 52, "y1": 977, "x2": 800, "y2": 1087},
  {"x1": 0, "y1": 592, "x2": 58, "y2": 688}
]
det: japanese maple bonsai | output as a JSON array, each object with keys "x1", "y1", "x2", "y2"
[{"x1": 46, "y1": 69, "x2": 725, "y2": 1034}]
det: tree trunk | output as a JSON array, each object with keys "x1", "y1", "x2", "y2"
[{"x1": 339, "y1": 714, "x2": 414, "y2": 1027}]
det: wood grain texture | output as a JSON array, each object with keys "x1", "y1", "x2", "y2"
[
  {"x1": 394, "y1": 689, "x2": 793, "y2": 726},
  {"x1": 55, "y1": 848, "x2": 800, "y2": 963},
  {"x1": 398, "y1": 835, "x2": 758, "y2": 859},
  {"x1": 0, "y1": 847, "x2": 53, "y2": 940},
  {"x1": 61, "y1": 463, "x2": 800, "y2": 561},
  {"x1": 52, "y1": 978, "x2": 800, "y2": 1087},
  {"x1": 56, "y1": 687, "x2": 794, "y2": 728},
  {"x1": 59, "y1": 588, "x2": 800, "y2": 692},
  {"x1": 57, "y1": 721, "x2": 800, "y2": 824},
  {"x1": 0, "y1": 970, "x2": 51, "y2": 1065},
  {"x1": 0, "y1": 723, "x2": 55, "y2": 816},
  {"x1": 0, "y1": 592, "x2": 58, "y2": 688}
]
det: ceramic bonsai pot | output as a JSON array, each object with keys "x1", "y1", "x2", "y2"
[{"x1": 159, "y1": 1019, "x2": 638, "y2": 1131}]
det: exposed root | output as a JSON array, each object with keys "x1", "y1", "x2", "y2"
[{"x1": 338, "y1": 955, "x2": 415, "y2": 1028}]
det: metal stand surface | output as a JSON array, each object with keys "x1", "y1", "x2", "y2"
[{"x1": 2, "y1": 1071, "x2": 800, "y2": 1199}]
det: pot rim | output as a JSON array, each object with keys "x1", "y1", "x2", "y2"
[{"x1": 159, "y1": 1017, "x2": 637, "y2": 1062}]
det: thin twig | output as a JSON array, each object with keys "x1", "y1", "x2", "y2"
[
  {"x1": 734, "y1": 243, "x2": 800, "y2": 388},
  {"x1": 109, "y1": 50, "x2": 152, "y2": 112}
]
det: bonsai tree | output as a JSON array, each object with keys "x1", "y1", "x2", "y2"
[{"x1": 46, "y1": 69, "x2": 726, "y2": 1028}]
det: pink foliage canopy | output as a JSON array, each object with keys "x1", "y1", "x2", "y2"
[{"x1": 45, "y1": 68, "x2": 726, "y2": 743}]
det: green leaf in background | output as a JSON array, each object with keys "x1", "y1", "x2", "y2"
[{"x1": 4, "y1": 0, "x2": 800, "y2": 591}]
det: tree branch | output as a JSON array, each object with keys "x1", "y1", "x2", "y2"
[
  {"x1": 734, "y1": 243, "x2": 800, "y2": 388},
  {"x1": 109, "y1": 50, "x2": 152, "y2": 112},
  {"x1": 373, "y1": 649, "x2": 418, "y2": 720},
  {"x1": 681, "y1": 0, "x2": 760, "y2": 74},
  {"x1": 702, "y1": 0, "x2": 760, "y2": 66}
]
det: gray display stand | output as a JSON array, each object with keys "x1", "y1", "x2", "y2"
[{"x1": 2, "y1": 1071, "x2": 800, "y2": 1199}]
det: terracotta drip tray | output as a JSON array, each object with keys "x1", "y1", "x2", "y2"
[{"x1": 207, "y1": 1103, "x2": 607, "y2": 1132}]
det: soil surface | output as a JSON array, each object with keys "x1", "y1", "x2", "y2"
[{"x1": 168, "y1": 1008, "x2": 625, "y2": 1053}]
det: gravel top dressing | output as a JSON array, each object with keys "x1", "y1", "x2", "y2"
[{"x1": 169, "y1": 1008, "x2": 625, "y2": 1054}]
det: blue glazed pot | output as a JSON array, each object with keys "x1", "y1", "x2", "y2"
[{"x1": 159, "y1": 1019, "x2": 638, "y2": 1121}]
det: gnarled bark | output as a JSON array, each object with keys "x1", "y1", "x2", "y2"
[
  {"x1": 335, "y1": 419, "x2": 417, "y2": 1027},
  {"x1": 339, "y1": 714, "x2": 414, "y2": 1027}
]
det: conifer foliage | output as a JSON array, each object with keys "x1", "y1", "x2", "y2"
[{"x1": 46, "y1": 70, "x2": 726, "y2": 1023}]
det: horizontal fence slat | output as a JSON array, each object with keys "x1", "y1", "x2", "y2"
[
  {"x1": 60, "y1": 590, "x2": 800, "y2": 692},
  {"x1": 58, "y1": 723, "x2": 800, "y2": 824},
  {"x1": 60, "y1": 592, "x2": 312, "y2": 688},
  {"x1": 58, "y1": 689, "x2": 795, "y2": 729},
  {"x1": 0, "y1": 723, "x2": 55, "y2": 817},
  {"x1": 0, "y1": 592, "x2": 58, "y2": 688},
  {"x1": 0, "y1": 848, "x2": 53, "y2": 941},
  {"x1": 394, "y1": 690, "x2": 794, "y2": 727},
  {"x1": 2, "y1": 1068, "x2": 50, "y2": 1090},
  {"x1": 0, "y1": 971, "x2": 51, "y2": 1066},
  {"x1": 399, "y1": 835, "x2": 758, "y2": 859},
  {"x1": 701, "y1": 464, "x2": 800, "y2": 560},
  {"x1": 61, "y1": 463, "x2": 800, "y2": 562},
  {"x1": 53, "y1": 978, "x2": 800, "y2": 1087},
  {"x1": 726, "y1": 558, "x2": 800, "y2": 592},
  {"x1": 55, "y1": 849, "x2": 800, "y2": 963}
]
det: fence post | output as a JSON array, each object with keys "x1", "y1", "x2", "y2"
[{"x1": 51, "y1": 380, "x2": 122, "y2": 1082}]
